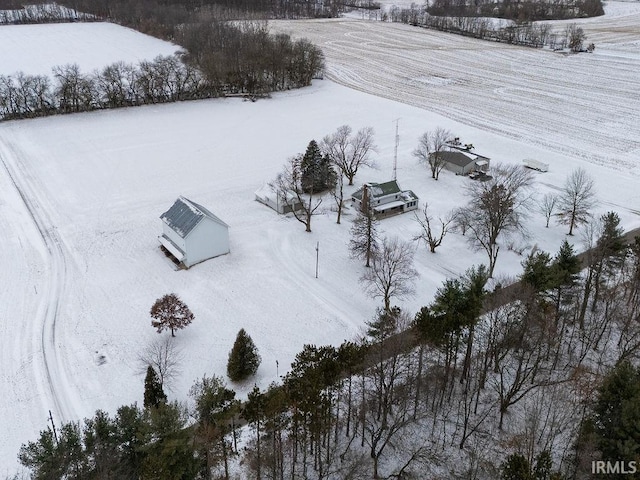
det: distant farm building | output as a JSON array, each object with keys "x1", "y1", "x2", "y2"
[
  {"x1": 158, "y1": 196, "x2": 230, "y2": 268},
  {"x1": 435, "y1": 143, "x2": 490, "y2": 176},
  {"x1": 522, "y1": 158, "x2": 549, "y2": 172},
  {"x1": 255, "y1": 184, "x2": 304, "y2": 214},
  {"x1": 352, "y1": 180, "x2": 419, "y2": 218}
]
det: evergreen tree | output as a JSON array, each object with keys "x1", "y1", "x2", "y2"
[
  {"x1": 596, "y1": 211, "x2": 627, "y2": 274},
  {"x1": 533, "y1": 450, "x2": 552, "y2": 480},
  {"x1": 551, "y1": 240, "x2": 581, "y2": 288},
  {"x1": 521, "y1": 250, "x2": 554, "y2": 292},
  {"x1": 366, "y1": 307, "x2": 401, "y2": 340},
  {"x1": 143, "y1": 365, "x2": 167, "y2": 410},
  {"x1": 189, "y1": 375, "x2": 238, "y2": 478},
  {"x1": 227, "y1": 328, "x2": 262, "y2": 382},
  {"x1": 300, "y1": 139, "x2": 336, "y2": 193},
  {"x1": 140, "y1": 402, "x2": 200, "y2": 479},
  {"x1": 501, "y1": 453, "x2": 533, "y2": 480},
  {"x1": 593, "y1": 361, "x2": 640, "y2": 466}
]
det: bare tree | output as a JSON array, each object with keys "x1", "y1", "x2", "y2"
[
  {"x1": 456, "y1": 163, "x2": 534, "y2": 277},
  {"x1": 412, "y1": 127, "x2": 453, "y2": 180},
  {"x1": 350, "y1": 185, "x2": 380, "y2": 267},
  {"x1": 360, "y1": 237, "x2": 418, "y2": 312},
  {"x1": 538, "y1": 192, "x2": 557, "y2": 228},
  {"x1": 150, "y1": 293, "x2": 194, "y2": 337},
  {"x1": 330, "y1": 167, "x2": 345, "y2": 224},
  {"x1": 321, "y1": 125, "x2": 376, "y2": 185},
  {"x1": 413, "y1": 203, "x2": 453, "y2": 253},
  {"x1": 556, "y1": 167, "x2": 596, "y2": 235},
  {"x1": 272, "y1": 155, "x2": 323, "y2": 232},
  {"x1": 566, "y1": 24, "x2": 586, "y2": 52},
  {"x1": 138, "y1": 337, "x2": 183, "y2": 391}
]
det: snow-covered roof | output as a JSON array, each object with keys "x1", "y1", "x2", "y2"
[
  {"x1": 160, "y1": 196, "x2": 228, "y2": 238},
  {"x1": 255, "y1": 184, "x2": 299, "y2": 204},
  {"x1": 352, "y1": 180, "x2": 402, "y2": 201}
]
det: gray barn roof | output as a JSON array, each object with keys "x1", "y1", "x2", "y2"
[
  {"x1": 437, "y1": 151, "x2": 477, "y2": 168},
  {"x1": 161, "y1": 196, "x2": 228, "y2": 238}
]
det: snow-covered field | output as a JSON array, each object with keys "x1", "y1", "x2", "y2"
[
  {"x1": 270, "y1": 1, "x2": 640, "y2": 171},
  {"x1": 0, "y1": 22, "x2": 180, "y2": 76},
  {"x1": 1, "y1": 3, "x2": 640, "y2": 474}
]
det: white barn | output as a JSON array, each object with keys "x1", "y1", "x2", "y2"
[{"x1": 158, "y1": 196, "x2": 230, "y2": 268}]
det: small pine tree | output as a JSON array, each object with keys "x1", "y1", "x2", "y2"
[
  {"x1": 227, "y1": 329, "x2": 261, "y2": 382},
  {"x1": 501, "y1": 453, "x2": 533, "y2": 480},
  {"x1": 552, "y1": 239, "x2": 581, "y2": 288},
  {"x1": 150, "y1": 293, "x2": 194, "y2": 337},
  {"x1": 144, "y1": 365, "x2": 167, "y2": 410}
]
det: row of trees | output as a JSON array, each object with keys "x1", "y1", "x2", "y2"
[
  {"x1": 19, "y1": 220, "x2": 640, "y2": 477},
  {"x1": 426, "y1": 0, "x2": 604, "y2": 21},
  {"x1": 59, "y1": 0, "x2": 345, "y2": 26},
  {"x1": 0, "y1": 3, "x2": 96, "y2": 24},
  {"x1": 390, "y1": 7, "x2": 591, "y2": 52}
]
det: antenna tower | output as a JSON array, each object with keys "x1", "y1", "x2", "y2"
[{"x1": 393, "y1": 119, "x2": 400, "y2": 180}]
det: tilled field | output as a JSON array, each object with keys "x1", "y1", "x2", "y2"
[{"x1": 270, "y1": 3, "x2": 640, "y2": 173}]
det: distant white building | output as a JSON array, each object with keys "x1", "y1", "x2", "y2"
[
  {"x1": 255, "y1": 184, "x2": 304, "y2": 215},
  {"x1": 351, "y1": 180, "x2": 419, "y2": 218},
  {"x1": 158, "y1": 196, "x2": 229, "y2": 268}
]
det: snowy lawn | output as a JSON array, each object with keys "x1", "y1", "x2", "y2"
[{"x1": 1, "y1": 5, "x2": 640, "y2": 474}]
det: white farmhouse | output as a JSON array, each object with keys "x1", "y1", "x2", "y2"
[
  {"x1": 351, "y1": 180, "x2": 419, "y2": 218},
  {"x1": 158, "y1": 196, "x2": 230, "y2": 268}
]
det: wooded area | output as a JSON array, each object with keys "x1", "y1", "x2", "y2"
[
  {"x1": 0, "y1": 0, "x2": 326, "y2": 120},
  {"x1": 19, "y1": 220, "x2": 640, "y2": 478}
]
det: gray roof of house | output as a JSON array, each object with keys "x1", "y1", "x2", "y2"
[
  {"x1": 438, "y1": 151, "x2": 477, "y2": 168},
  {"x1": 161, "y1": 196, "x2": 228, "y2": 238},
  {"x1": 352, "y1": 180, "x2": 402, "y2": 201}
]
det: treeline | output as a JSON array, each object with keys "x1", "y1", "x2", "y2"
[
  {"x1": 426, "y1": 0, "x2": 603, "y2": 22},
  {"x1": 0, "y1": 3, "x2": 96, "y2": 24},
  {"x1": 0, "y1": 57, "x2": 207, "y2": 120},
  {"x1": 0, "y1": 0, "x2": 326, "y2": 116},
  {"x1": 60, "y1": 0, "x2": 344, "y2": 28},
  {"x1": 0, "y1": 24, "x2": 324, "y2": 121},
  {"x1": 19, "y1": 219, "x2": 640, "y2": 478},
  {"x1": 391, "y1": 6, "x2": 592, "y2": 51}
]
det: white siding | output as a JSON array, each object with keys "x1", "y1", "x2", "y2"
[
  {"x1": 183, "y1": 217, "x2": 230, "y2": 267},
  {"x1": 162, "y1": 223, "x2": 186, "y2": 251}
]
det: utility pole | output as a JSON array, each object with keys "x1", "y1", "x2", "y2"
[
  {"x1": 393, "y1": 118, "x2": 400, "y2": 180},
  {"x1": 49, "y1": 410, "x2": 58, "y2": 444}
]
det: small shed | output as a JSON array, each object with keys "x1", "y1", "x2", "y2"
[
  {"x1": 254, "y1": 184, "x2": 304, "y2": 214},
  {"x1": 158, "y1": 196, "x2": 229, "y2": 268}
]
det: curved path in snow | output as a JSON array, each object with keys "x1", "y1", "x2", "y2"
[{"x1": 0, "y1": 140, "x2": 77, "y2": 426}]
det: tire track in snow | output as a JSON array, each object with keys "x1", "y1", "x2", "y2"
[{"x1": 0, "y1": 139, "x2": 76, "y2": 425}]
